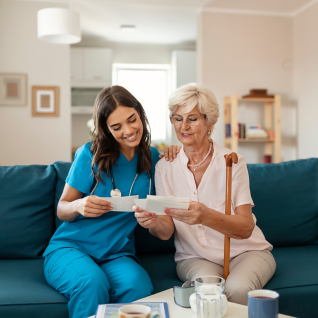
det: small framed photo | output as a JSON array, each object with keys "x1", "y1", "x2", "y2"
[
  {"x1": 0, "y1": 73, "x2": 27, "y2": 106},
  {"x1": 32, "y1": 86, "x2": 59, "y2": 117}
]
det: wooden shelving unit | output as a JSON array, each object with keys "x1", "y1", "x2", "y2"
[{"x1": 224, "y1": 94, "x2": 281, "y2": 163}]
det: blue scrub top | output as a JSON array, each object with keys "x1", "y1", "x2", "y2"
[{"x1": 43, "y1": 142, "x2": 160, "y2": 261}]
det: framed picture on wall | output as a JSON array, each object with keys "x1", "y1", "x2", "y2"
[
  {"x1": 0, "y1": 73, "x2": 27, "y2": 106},
  {"x1": 32, "y1": 86, "x2": 59, "y2": 117}
]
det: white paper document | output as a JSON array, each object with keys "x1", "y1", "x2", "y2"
[
  {"x1": 100, "y1": 195, "x2": 190, "y2": 214},
  {"x1": 133, "y1": 196, "x2": 190, "y2": 215},
  {"x1": 147, "y1": 195, "x2": 189, "y2": 203},
  {"x1": 146, "y1": 199, "x2": 190, "y2": 215},
  {"x1": 133, "y1": 199, "x2": 147, "y2": 211},
  {"x1": 100, "y1": 195, "x2": 139, "y2": 212},
  {"x1": 146, "y1": 195, "x2": 175, "y2": 201}
]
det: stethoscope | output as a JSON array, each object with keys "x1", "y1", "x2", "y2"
[{"x1": 110, "y1": 167, "x2": 152, "y2": 197}]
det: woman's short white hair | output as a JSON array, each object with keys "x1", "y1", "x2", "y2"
[{"x1": 168, "y1": 83, "x2": 220, "y2": 131}]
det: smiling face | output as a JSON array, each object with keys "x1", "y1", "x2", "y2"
[
  {"x1": 173, "y1": 105, "x2": 212, "y2": 147},
  {"x1": 107, "y1": 105, "x2": 143, "y2": 152}
]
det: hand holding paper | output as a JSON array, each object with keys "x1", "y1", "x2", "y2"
[
  {"x1": 77, "y1": 195, "x2": 113, "y2": 218},
  {"x1": 133, "y1": 196, "x2": 190, "y2": 215},
  {"x1": 165, "y1": 201, "x2": 207, "y2": 225},
  {"x1": 134, "y1": 205, "x2": 160, "y2": 229},
  {"x1": 100, "y1": 196, "x2": 139, "y2": 212}
]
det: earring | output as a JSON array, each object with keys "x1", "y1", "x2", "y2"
[{"x1": 208, "y1": 130, "x2": 211, "y2": 135}]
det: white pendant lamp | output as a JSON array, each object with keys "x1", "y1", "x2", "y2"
[{"x1": 37, "y1": 8, "x2": 81, "y2": 44}]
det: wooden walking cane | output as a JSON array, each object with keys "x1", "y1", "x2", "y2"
[{"x1": 223, "y1": 153, "x2": 238, "y2": 280}]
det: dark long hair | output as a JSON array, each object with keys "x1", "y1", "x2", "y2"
[{"x1": 90, "y1": 86, "x2": 152, "y2": 194}]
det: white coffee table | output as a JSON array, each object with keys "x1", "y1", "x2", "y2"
[{"x1": 89, "y1": 288, "x2": 294, "y2": 318}]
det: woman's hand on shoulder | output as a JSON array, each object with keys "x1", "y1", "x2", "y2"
[
  {"x1": 158, "y1": 145, "x2": 182, "y2": 162},
  {"x1": 76, "y1": 195, "x2": 113, "y2": 218},
  {"x1": 134, "y1": 206, "x2": 161, "y2": 229},
  {"x1": 165, "y1": 201, "x2": 207, "y2": 225}
]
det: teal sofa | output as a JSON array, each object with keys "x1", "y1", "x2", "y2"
[{"x1": 1, "y1": 159, "x2": 318, "y2": 318}]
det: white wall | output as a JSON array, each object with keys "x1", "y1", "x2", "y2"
[
  {"x1": 293, "y1": 2, "x2": 318, "y2": 159},
  {"x1": 0, "y1": 0, "x2": 71, "y2": 166},
  {"x1": 197, "y1": 11, "x2": 296, "y2": 163}
]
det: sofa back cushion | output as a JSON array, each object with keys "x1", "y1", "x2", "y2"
[
  {"x1": 134, "y1": 224, "x2": 176, "y2": 255},
  {"x1": 247, "y1": 158, "x2": 318, "y2": 247},
  {"x1": 53, "y1": 161, "x2": 73, "y2": 229},
  {"x1": 0, "y1": 165, "x2": 56, "y2": 259}
]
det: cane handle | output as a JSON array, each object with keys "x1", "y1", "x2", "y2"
[{"x1": 224, "y1": 153, "x2": 238, "y2": 167}]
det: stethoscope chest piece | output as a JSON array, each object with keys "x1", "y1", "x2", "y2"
[
  {"x1": 110, "y1": 166, "x2": 151, "y2": 198},
  {"x1": 110, "y1": 188, "x2": 121, "y2": 197}
]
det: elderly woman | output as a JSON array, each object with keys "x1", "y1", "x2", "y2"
[{"x1": 135, "y1": 83, "x2": 276, "y2": 305}]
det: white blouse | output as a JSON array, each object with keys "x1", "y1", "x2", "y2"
[{"x1": 155, "y1": 140, "x2": 272, "y2": 265}]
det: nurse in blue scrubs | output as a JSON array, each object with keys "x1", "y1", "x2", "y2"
[{"x1": 43, "y1": 86, "x2": 179, "y2": 318}]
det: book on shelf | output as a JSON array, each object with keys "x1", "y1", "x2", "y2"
[
  {"x1": 247, "y1": 135, "x2": 268, "y2": 139},
  {"x1": 239, "y1": 123, "x2": 246, "y2": 139},
  {"x1": 225, "y1": 123, "x2": 246, "y2": 138},
  {"x1": 225, "y1": 123, "x2": 231, "y2": 138},
  {"x1": 95, "y1": 302, "x2": 169, "y2": 318},
  {"x1": 248, "y1": 125, "x2": 261, "y2": 129},
  {"x1": 246, "y1": 125, "x2": 268, "y2": 139},
  {"x1": 225, "y1": 123, "x2": 270, "y2": 139}
]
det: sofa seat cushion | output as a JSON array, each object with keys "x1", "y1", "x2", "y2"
[
  {"x1": 265, "y1": 246, "x2": 318, "y2": 317},
  {"x1": 0, "y1": 259, "x2": 68, "y2": 318},
  {"x1": 270, "y1": 284, "x2": 318, "y2": 318},
  {"x1": 138, "y1": 252, "x2": 181, "y2": 294},
  {"x1": 265, "y1": 246, "x2": 318, "y2": 290}
]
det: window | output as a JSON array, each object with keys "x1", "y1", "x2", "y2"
[{"x1": 113, "y1": 64, "x2": 171, "y2": 144}]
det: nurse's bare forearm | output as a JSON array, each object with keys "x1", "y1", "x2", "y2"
[
  {"x1": 149, "y1": 216, "x2": 174, "y2": 240},
  {"x1": 202, "y1": 208, "x2": 255, "y2": 240},
  {"x1": 57, "y1": 200, "x2": 80, "y2": 222}
]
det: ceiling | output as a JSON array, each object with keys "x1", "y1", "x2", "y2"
[
  {"x1": 205, "y1": 0, "x2": 313, "y2": 13},
  {"x1": 69, "y1": 0, "x2": 316, "y2": 45},
  {"x1": 71, "y1": 0, "x2": 199, "y2": 45},
  {"x1": 85, "y1": 0, "x2": 211, "y2": 7}
]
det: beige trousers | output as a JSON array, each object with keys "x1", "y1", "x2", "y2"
[{"x1": 176, "y1": 250, "x2": 276, "y2": 306}]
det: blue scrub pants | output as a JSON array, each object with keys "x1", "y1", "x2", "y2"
[{"x1": 44, "y1": 248, "x2": 154, "y2": 318}]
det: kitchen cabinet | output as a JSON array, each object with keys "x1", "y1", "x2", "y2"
[
  {"x1": 71, "y1": 48, "x2": 83, "y2": 80},
  {"x1": 171, "y1": 50, "x2": 196, "y2": 90},
  {"x1": 70, "y1": 47, "x2": 113, "y2": 87},
  {"x1": 170, "y1": 50, "x2": 196, "y2": 145}
]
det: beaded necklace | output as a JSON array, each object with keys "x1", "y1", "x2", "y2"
[{"x1": 187, "y1": 141, "x2": 213, "y2": 172}]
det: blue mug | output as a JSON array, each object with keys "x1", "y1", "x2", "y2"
[{"x1": 247, "y1": 289, "x2": 279, "y2": 318}]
